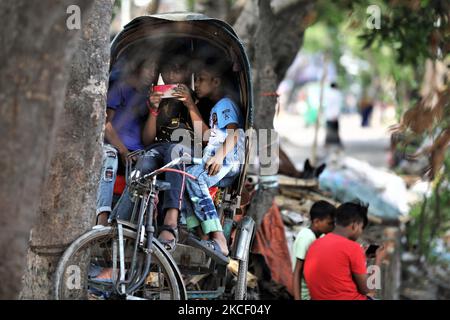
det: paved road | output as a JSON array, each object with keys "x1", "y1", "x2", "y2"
[{"x1": 275, "y1": 109, "x2": 394, "y2": 170}]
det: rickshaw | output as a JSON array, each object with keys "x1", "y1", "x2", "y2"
[{"x1": 54, "y1": 12, "x2": 255, "y2": 300}]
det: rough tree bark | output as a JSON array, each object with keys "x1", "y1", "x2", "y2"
[
  {"x1": 19, "y1": 1, "x2": 113, "y2": 299},
  {"x1": 233, "y1": 0, "x2": 316, "y2": 226},
  {"x1": 0, "y1": 0, "x2": 94, "y2": 299}
]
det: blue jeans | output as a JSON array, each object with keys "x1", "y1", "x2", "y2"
[
  {"x1": 111, "y1": 142, "x2": 191, "y2": 222},
  {"x1": 184, "y1": 160, "x2": 239, "y2": 234},
  {"x1": 96, "y1": 144, "x2": 119, "y2": 216}
]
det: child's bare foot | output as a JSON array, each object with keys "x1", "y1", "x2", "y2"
[
  {"x1": 96, "y1": 268, "x2": 113, "y2": 280},
  {"x1": 210, "y1": 231, "x2": 229, "y2": 257}
]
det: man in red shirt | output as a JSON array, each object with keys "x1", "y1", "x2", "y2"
[{"x1": 303, "y1": 202, "x2": 386, "y2": 300}]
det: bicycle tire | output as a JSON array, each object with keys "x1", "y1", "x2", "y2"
[
  {"x1": 235, "y1": 258, "x2": 249, "y2": 300},
  {"x1": 54, "y1": 226, "x2": 182, "y2": 300},
  {"x1": 234, "y1": 233, "x2": 255, "y2": 299}
]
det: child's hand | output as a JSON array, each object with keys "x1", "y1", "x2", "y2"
[
  {"x1": 205, "y1": 154, "x2": 224, "y2": 176},
  {"x1": 375, "y1": 245, "x2": 388, "y2": 265},
  {"x1": 173, "y1": 84, "x2": 195, "y2": 107},
  {"x1": 118, "y1": 147, "x2": 130, "y2": 166},
  {"x1": 148, "y1": 91, "x2": 162, "y2": 110}
]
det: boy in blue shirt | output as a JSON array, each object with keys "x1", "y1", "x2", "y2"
[
  {"x1": 175, "y1": 61, "x2": 245, "y2": 263},
  {"x1": 96, "y1": 58, "x2": 157, "y2": 226}
]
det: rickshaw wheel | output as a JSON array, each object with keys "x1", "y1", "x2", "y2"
[
  {"x1": 54, "y1": 226, "x2": 182, "y2": 300},
  {"x1": 234, "y1": 221, "x2": 255, "y2": 300},
  {"x1": 235, "y1": 259, "x2": 249, "y2": 300}
]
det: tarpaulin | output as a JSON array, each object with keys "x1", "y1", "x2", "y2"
[{"x1": 252, "y1": 202, "x2": 294, "y2": 296}]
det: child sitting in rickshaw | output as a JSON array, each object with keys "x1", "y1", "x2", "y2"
[
  {"x1": 175, "y1": 59, "x2": 245, "y2": 264},
  {"x1": 96, "y1": 57, "x2": 158, "y2": 227}
]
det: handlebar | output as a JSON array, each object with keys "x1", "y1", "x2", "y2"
[{"x1": 129, "y1": 153, "x2": 200, "y2": 186}]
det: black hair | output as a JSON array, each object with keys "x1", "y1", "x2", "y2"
[
  {"x1": 120, "y1": 42, "x2": 162, "y2": 77},
  {"x1": 192, "y1": 41, "x2": 239, "y2": 102},
  {"x1": 335, "y1": 201, "x2": 369, "y2": 228},
  {"x1": 160, "y1": 56, "x2": 190, "y2": 75},
  {"x1": 310, "y1": 200, "x2": 336, "y2": 221},
  {"x1": 194, "y1": 56, "x2": 232, "y2": 79},
  {"x1": 160, "y1": 39, "x2": 192, "y2": 71}
]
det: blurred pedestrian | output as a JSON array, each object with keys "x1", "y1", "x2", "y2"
[
  {"x1": 324, "y1": 82, "x2": 344, "y2": 147},
  {"x1": 359, "y1": 95, "x2": 374, "y2": 127}
]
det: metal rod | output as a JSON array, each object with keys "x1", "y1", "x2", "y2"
[
  {"x1": 118, "y1": 223, "x2": 126, "y2": 295},
  {"x1": 126, "y1": 177, "x2": 157, "y2": 294},
  {"x1": 112, "y1": 240, "x2": 118, "y2": 284}
]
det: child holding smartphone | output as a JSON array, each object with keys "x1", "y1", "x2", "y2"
[{"x1": 174, "y1": 59, "x2": 245, "y2": 264}]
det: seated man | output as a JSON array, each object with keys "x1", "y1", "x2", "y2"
[
  {"x1": 96, "y1": 57, "x2": 158, "y2": 226},
  {"x1": 303, "y1": 202, "x2": 386, "y2": 300}
]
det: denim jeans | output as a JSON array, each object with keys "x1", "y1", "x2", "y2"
[
  {"x1": 184, "y1": 160, "x2": 239, "y2": 235},
  {"x1": 110, "y1": 142, "x2": 191, "y2": 222},
  {"x1": 96, "y1": 144, "x2": 119, "y2": 216}
]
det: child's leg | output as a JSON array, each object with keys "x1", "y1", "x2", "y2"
[
  {"x1": 185, "y1": 164, "x2": 236, "y2": 255},
  {"x1": 184, "y1": 193, "x2": 207, "y2": 239},
  {"x1": 159, "y1": 143, "x2": 192, "y2": 242},
  {"x1": 111, "y1": 146, "x2": 162, "y2": 222},
  {"x1": 185, "y1": 165, "x2": 222, "y2": 234},
  {"x1": 161, "y1": 144, "x2": 190, "y2": 219},
  {"x1": 96, "y1": 144, "x2": 119, "y2": 226}
]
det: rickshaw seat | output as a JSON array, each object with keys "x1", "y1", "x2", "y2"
[{"x1": 113, "y1": 175, "x2": 127, "y2": 195}]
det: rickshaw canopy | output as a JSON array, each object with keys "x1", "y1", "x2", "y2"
[{"x1": 110, "y1": 12, "x2": 254, "y2": 129}]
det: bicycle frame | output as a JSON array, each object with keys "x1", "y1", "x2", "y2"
[
  {"x1": 114, "y1": 177, "x2": 157, "y2": 296},
  {"x1": 110, "y1": 152, "x2": 254, "y2": 300},
  {"x1": 110, "y1": 153, "x2": 196, "y2": 297}
]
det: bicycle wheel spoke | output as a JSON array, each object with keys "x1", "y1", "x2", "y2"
[{"x1": 55, "y1": 228, "x2": 181, "y2": 300}]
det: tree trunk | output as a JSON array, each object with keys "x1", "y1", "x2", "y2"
[
  {"x1": 0, "y1": 0, "x2": 94, "y2": 299},
  {"x1": 19, "y1": 1, "x2": 112, "y2": 299},
  {"x1": 381, "y1": 227, "x2": 402, "y2": 300},
  {"x1": 233, "y1": 0, "x2": 316, "y2": 226}
]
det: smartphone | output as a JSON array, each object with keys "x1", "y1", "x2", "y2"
[
  {"x1": 153, "y1": 84, "x2": 178, "y2": 99},
  {"x1": 365, "y1": 244, "x2": 380, "y2": 257}
]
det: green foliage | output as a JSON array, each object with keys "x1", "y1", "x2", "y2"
[
  {"x1": 187, "y1": 0, "x2": 195, "y2": 12},
  {"x1": 406, "y1": 154, "x2": 450, "y2": 260},
  {"x1": 302, "y1": 0, "x2": 449, "y2": 112},
  {"x1": 357, "y1": 0, "x2": 449, "y2": 65},
  {"x1": 112, "y1": 0, "x2": 122, "y2": 20}
]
